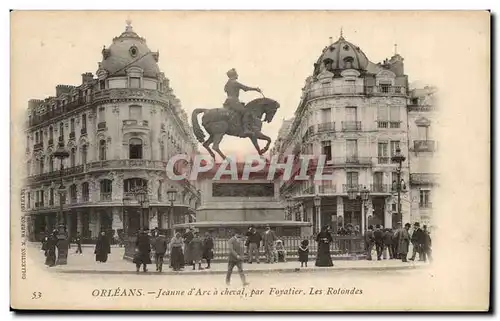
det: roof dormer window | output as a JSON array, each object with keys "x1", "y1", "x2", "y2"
[{"x1": 129, "y1": 45, "x2": 138, "y2": 58}]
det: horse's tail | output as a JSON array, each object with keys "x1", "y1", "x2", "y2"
[{"x1": 191, "y1": 108, "x2": 208, "y2": 143}]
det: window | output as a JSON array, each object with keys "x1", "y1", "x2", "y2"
[
  {"x1": 390, "y1": 141, "x2": 400, "y2": 156},
  {"x1": 321, "y1": 108, "x2": 332, "y2": 123},
  {"x1": 26, "y1": 135, "x2": 29, "y2": 148},
  {"x1": 346, "y1": 139, "x2": 358, "y2": 160},
  {"x1": 40, "y1": 190, "x2": 45, "y2": 206},
  {"x1": 345, "y1": 106, "x2": 357, "y2": 122},
  {"x1": 98, "y1": 107, "x2": 105, "y2": 121},
  {"x1": 99, "y1": 80, "x2": 105, "y2": 90},
  {"x1": 391, "y1": 172, "x2": 399, "y2": 189},
  {"x1": 99, "y1": 140, "x2": 106, "y2": 160},
  {"x1": 419, "y1": 190, "x2": 431, "y2": 208},
  {"x1": 100, "y1": 179, "x2": 112, "y2": 201},
  {"x1": 377, "y1": 105, "x2": 389, "y2": 120},
  {"x1": 49, "y1": 127, "x2": 53, "y2": 140},
  {"x1": 129, "y1": 105, "x2": 142, "y2": 120},
  {"x1": 373, "y1": 172, "x2": 384, "y2": 187},
  {"x1": 378, "y1": 142, "x2": 389, "y2": 163},
  {"x1": 417, "y1": 125, "x2": 429, "y2": 141},
  {"x1": 129, "y1": 138, "x2": 143, "y2": 159},
  {"x1": 390, "y1": 105, "x2": 400, "y2": 122},
  {"x1": 27, "y1": 192, "x2": 30, "y2": 209},
  {"x1": 380, "y1": 82, "x2": 390, "y2": 93},
  {"x1": 27, "y1": 161, "x2": 31, "y2": 176},
  {"x1": 158, "y1": 181, "x2": 163, "y2": 201},
  {"x1": 49, "y1": 188, "x2": 54, "y2": 205},
  {"x1": 81, "y1": 145, "x2": 87, "y2": 164},
  {"x1": 346, "y1": 172, "x2": 359, "y2": 187},
  {"x1": 49, "y1": 155, "x2": 54, "y2": 172},
  {"x1": 59, "y1": 122, "x2": 64, "y2": 138},
  {"x1": 70, "y1": 148, "x2": 76, "y2": 167},
  {"x1": 130, "y1": 77, "x2": 141, "y2": 88},
  {"x1": 70, "y1": 184, "x2": 77, "y2": 203},
  {"x1": 70, "y1": 118, "x2": 75, "y2": 132},
  {"x1": 82, "y1": 182, "x2": 89, "y2": 202},
  {"x1": 39, "y1": 158, "x2": 44, "y2": 174},
  {"x1": 160, "y1": 143, "x2": 165, "y2": 161},
  {"x1": 124, "y1": 178, "x2": 147, "y2": 193},
  {"x1": 82, "y1": 114, "x2": 87, "y2": 129},
  {"x1": 35, "y1": 132, "x2": 39, "y2": 143},
  {"x1": 321, "y1": 140, "x2": 332, "y2": 161}
]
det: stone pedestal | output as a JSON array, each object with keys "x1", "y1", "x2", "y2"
[{"x1": 56, "y1": 224, "x2": 69, "y2": 265}]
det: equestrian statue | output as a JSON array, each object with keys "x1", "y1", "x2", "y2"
[{"x1": 191, "y1": 68, "x2": 280, "y2": 160}]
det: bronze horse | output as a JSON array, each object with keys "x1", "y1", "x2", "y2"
[{"x1": 191, "y1": 97, "x2": 280, "y2": 160}]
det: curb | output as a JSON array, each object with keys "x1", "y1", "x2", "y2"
[{"x1": 53, "y1": 264, "x2": 426, "y2": 275}]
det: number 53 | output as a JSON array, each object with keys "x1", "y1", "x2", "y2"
[{"x1": 31, "y1": 292, "x2": 42, "y2": 299}]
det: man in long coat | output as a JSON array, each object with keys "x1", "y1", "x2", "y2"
[
  {"x1": 397, "y1": 223, "x2": 411, "y2": 262},
  {"x1": 262, "y1": 225, "x2": 277, "y2": 263}
]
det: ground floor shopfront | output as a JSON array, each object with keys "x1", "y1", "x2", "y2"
[
  {"x1": 28, "y1": 205, "x2": 195, "y2": 242},
  {"x1": 295, "y1": 195, "x2": 409, "y2": 235}
]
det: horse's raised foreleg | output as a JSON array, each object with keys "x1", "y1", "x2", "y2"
[
  {"x1": 202, "y1": 135, "x2": 216, "y2": 159},
  {"x1": 254, "y1": 132, "x2": 272, "y2": 155},
  {"x1": 250, "y1": 136, "x2": 262, "y2": 155},
  {"x1": 211, "y1": 133, "x2": 226, "y2": 160}
]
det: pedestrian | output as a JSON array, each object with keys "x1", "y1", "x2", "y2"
[
  {"x1": 383, "y1": 228, "x2": 394, "y2": 259},
  {"x1": 75, "y1": 232, "x2": 82, "y2": 254},
  {"x1": 188, "y1": 232, "x2": 204, "y2": 270},
  {"x1": 298, "y1": 239, "x2": 309, "y2": 267},
  {"x1": 247, "y1": 227, "x2": 262, "y2": 264},
  {"x1": 392, "y1": 224, "x2": 401, "y2": 259},
  {"x1": 226, "y1": 229, "x2": 249, "y2": 286},
  {"x1": 365, "y1": 225, "x2": 374, "y2": 260},
  {"x1": 152, "y1": 230, "x2": 168, "y2": 272},
  {"x1": 169, "y1": 232, "x2": 184, "y2": 271},
  {"x1": 44, "y1": 229, "x2": 58, "y2": 267},
  {"x1": 133, "y1": 229, "x2": 152, "y2": 272},
  {"x1": 245, "y1": 226, "x2": 253, "y2": 257},
  {"x1": 183, "y1": 227, "x2": 194, "y2": 266},
  {"x1": 422, "y1": 225, "x2": 433, "y2": 262},
  {"x1": 397, "y1": 223, "x2": 411, "y2": 262},
  {"x1": 94, "y1": 231, "x2": 111, "y2": 263},
  {"x1": 315, "y1": 225, "x2": 334, "y2": 267},
  {"x1": 373, "y1": 224, "x2": 384, "y2": 260},
  {"x1": 202, "y1": 231, "x2": 214, "y2": 269},
  {"x1": 275, "y1": 240, "x2": 287, "y2": 262},
  {"x1": 262, "y1": 225, "x2": 277, "y2": 263},
  {"x1": 410, "y1": 222, "x2": 425, "y2": 261}
]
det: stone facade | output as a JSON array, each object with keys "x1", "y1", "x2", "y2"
[{"x1": 22, "y1": 21, "x2": 200, "y2": 241}]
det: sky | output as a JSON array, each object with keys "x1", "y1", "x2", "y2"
[{"x1": 10, "y1": 11, "x2": 486, "y2": 156}]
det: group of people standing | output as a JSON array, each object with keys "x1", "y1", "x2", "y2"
[
  {"x1": 132, "y1": 227, "x2": 215, "y2": 273},
  {"x1": 364, "y1": 222, "x2": 432, "y2": 262}
]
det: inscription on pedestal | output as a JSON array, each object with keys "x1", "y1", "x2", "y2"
[{"x1": 212, "y1": 183, "x2": 274, "y2": 197}]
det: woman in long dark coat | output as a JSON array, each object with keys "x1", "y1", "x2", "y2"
[
  {"x1": 133, "y1": 229, "x2": 152, "y2": 272},
  {"x1": 188, "y1": 232, "x2": 204, "y2": 270},
  {"x1": 44, "y1": 230, "x2": 58, "y2": 267},
  {"x1": 94, "y1": 231, "x2": 111, "y2": 263},
  {"x1": 315, "y1": 225, "x2": 334, "y2": 267},
  {"x1": 202, "y1": 231, "x2": 214, "y2": 269}
]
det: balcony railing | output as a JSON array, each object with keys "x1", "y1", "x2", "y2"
[
  {"x1": 305, "y1": 85, "x2": 406, "y2": 100},
  {"x1": 123, "y1": 119, "x2": 149, "y2": 128},
  {"x1": 97, "y1": 122, "x2": 107, "y2": 131},
  {"x1": 100, "y1": 193, "x2": 112, "y2": 201},
  {"x1": 27, "y1": 165, "x2": 85, "y2": 183},
  {"x1": 419, "y1": 202, "x2": 433, "y2": 209},
  {"x1": 319, "y1": 184, "x2": 337, "y2": 194},
  {"x1": 365, "y1": 85, "x2": 406, "y2": 95},
  {"x1": 377, "y1": 121, "x2": 401, "y2": 129},
  {"x1": 342, "y1": 184, "x2": 361, "y2": 192},
  {"x1": 345, "y1": 156, "x2": 371, "y2": 165},
  {"x1": 408, "y1": 105, "x2": 433, "y2": 112},
  {"x1": 377, "y1": 156, "x2": 389, "y2": 164},
  {"x1": 414, "y1": 140, "x2": 436, "y2": 152},
  {"x1": 370, "y1": 184, "x2": 391, "y2": 193},
  {"x1": 27, "y1": 96, "x2": 87, "y2": 128},
  {"x1": 34, "y1": 142, "x2": 44, "y2": 151},
  {"x1": 390, "y1": 121, "x2": 401, "y2": 128},
  {"x1": 317, "y1": 122, "x2": 335, "y2": 133},
  {"x1": 87, "y1": 159, "x2": 166, "y2": 171},
  {"x1": 341, "y1": 121, "x2": 361, "y2": 131}
]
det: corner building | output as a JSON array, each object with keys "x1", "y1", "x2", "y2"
[
  {"x1": 22, "y1": 22, "x2": 199, "y2": 241},
  {"x1": 273, "y1": 35, "x2": 413, "y2": 234}
]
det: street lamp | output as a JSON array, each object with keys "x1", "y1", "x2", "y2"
[
  {"x1": 391, "y1": 147, "x2": 406, "y2": 226},
  {"x1": 52, "y1": 139, "x2": 69, "y2": 265},
  {"x1": 167, "y1": 186, "x2": 177, "y2": 238},
  {"x1": 360, "y1": 186, "x2": 370, "y2": 233},
  {"x1": 313, "y1": 194, "x2": 321, "y2": 234},
  {"x1": 135, "y1": 187, "x2": 149, "y2": 231}
]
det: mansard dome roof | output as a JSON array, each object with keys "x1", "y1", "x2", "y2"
[
  {"x1": 100, "y1": 21, "x2": 160, "y2": 78},
  {"x1": 313, "y1": 35, "x2": 370, "y2": 76}
]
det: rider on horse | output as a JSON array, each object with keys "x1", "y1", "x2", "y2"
[{"x1": 223, "y1": 68, "x2": 262, "y2": 136}]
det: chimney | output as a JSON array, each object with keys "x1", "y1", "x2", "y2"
[{"x1": 81, "y1": 72, "x2": 94, "y2": 84}]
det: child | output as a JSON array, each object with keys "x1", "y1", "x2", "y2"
[
  {"x1": 298, "y1": 239, "x2": 309, "y2": 267},
  {"x1": 275, "y1": 240, "x2": 287, "y2": 262}
]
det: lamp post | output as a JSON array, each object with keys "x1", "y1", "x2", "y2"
[
  {"x1": 52, "y1": 139, "x2": 69, "y2": 265},
  {"x1": 135, "y1": 187, "x2": 149, "y2": 231},
  {"x1": 391, "y1": 147, "x2": 407, "y2": 226},
  {"x1": 313, "y1": 194, "x2": 321, "y2": 234},
  {"x1": 167, "y1": 186, "x2": 177, "y2": 238},
  {"x1": 360, "y1": 186, "x2": 370, "y2": 233}
]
